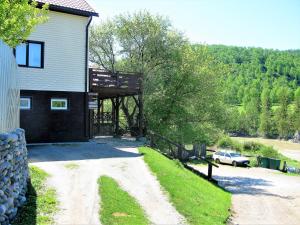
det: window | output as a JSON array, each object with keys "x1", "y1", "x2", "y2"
[
  {"x1": 20, "y1": 97, "x2": 31, "y2": 110},
  {"x1": 15, "y1": 41, "x2": 44, "y2": 68},
  {"x1": 51, "y1": 98, "x2": 68, "y2": 110}
]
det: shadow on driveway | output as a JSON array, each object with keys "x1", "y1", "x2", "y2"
[
  {"x1": 215, "y1": 175, "x2": 294, "y2": 200},
  {"x1": 28, "y1": 140, "x2": 142, "y2": 163}
]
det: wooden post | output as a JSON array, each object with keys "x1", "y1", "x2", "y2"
[
  {"x1": 150, "y1": 134, "x2": 155, "y2": 148},
  {"x1": 138, "y1": 92, "x2": 144, "y2": 138},
  {"x1": 111, "y1": 98, "x2": 115, "y2": 133},
  {"x1": 208, "y1": 164, "x2": 213, "y2": 180},
  {"x1": 101, "y1": 99, "x2": 104, "y2": 124},
  {"x1": 137, "y1": 75, "x2": 144, "y2": 139},
  {"x1": 115, "y1": 97, "x2": 120, "y2": 137},
  {"x1": 200, "y1": 144, "x2": 207, "y2": 158},
  {"x1": 97, "y1": 96, "x2": 101, "y2": 134},
  {"x1": 177, "y1": 144, "x2": 184, "y2": 160},
  {"x1": 193, "y1": 144, "x2": 200, "y2": 158}
]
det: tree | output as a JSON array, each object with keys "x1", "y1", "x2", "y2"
[
  {"x1": 89, "y1": 21, "x2": 117, "y2": 73},
  {"x1": 294, "y1": 87, "x2": 300, "y2": 132},
  {"x1": 275, "y1": 87, "x2": 291, "y2": 139},
  {"x1": 0, "y1": 0, "x2": 48, "y2": 47},
  {"x1": 259, "y1": 86, "x2": 272, "y2": 137},
  {"x1": 243, "y1": 86, "x2": 260, "y2": 136},
  {"x1": 90, "y1": 11, "x2": 227, "y2": 144}
]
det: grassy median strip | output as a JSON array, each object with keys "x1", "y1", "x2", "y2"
[
  {"x1": 139, "y1": 147, "x2": 231, "y2": 225},
  {"x1": 12, "y1": 166, "x2": 58, "y2": 225},
  {"x1": 98, "y1": 176, "x2": 149, "y2": 225}
]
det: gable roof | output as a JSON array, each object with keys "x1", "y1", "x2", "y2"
[{"x1": 38, "y1": 0, "x2": 98, "y2": 17}]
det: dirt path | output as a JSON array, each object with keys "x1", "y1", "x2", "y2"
[
  {"x1": 29, "y1": 139, "x2": 186, "y2": 225},
  {"x1": 193, "y1": 164, "x2": 300, "y2": 225},
  {"x1": 232, "y1": 137, "x2": 300, "y2": 162}
]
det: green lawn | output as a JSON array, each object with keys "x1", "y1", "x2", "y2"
[
  {"x1": 12, "y1": 166, "x2": 58, "y2": 225},
  {"x1": 139, "y1": 147, "x2": 231, "y2": 225},
  {"x1": 98, "y1": 176, "x2": 149, "y2": 225}
]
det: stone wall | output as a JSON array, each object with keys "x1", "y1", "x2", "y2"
[{"x1": 0, "y1": 129, "x2": 28, "y2": 225}]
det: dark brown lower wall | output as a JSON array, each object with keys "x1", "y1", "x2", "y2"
[{"x1": 20, "y1": 90, "x2": 88, "y2": 143}]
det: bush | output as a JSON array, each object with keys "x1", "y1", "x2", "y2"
[
  {"x1": 260, "y1": 146, "x2": 280, "y2": 158},
  {"x1": 217, "y1": 136, "x2": 233, "y2": 148},
  {"x1": 217, "y1": 136, "x2": 242, "y2": 151},
  {"x1": 243, "y1": 141, "x2": 263, "y2": 151}
]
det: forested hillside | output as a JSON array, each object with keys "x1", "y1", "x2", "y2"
[{"x1": 203, "y1": 45, "x2": 300, "y2": 139}]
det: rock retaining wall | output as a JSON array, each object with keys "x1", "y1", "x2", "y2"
[{"x1": 0, "y1": 129, "x2": 28, "y2": 225}]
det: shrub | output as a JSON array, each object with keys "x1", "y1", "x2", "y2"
[
  {"x1": 217, "y1": 136, "x2": 234, "y2": 148},
  {"x1": 217, "y1": 136, "x2": 242, "y2": 151},
  {"x1": 243, "y1": 141, "x2": 263, "y2": 151},
  {"x1": 260, "y1": 146, "x2": 280, "y2": 158}
]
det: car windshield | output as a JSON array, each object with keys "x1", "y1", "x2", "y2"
[{"x1": 230, "y1": 153, "x2": 241, "y2": 157}]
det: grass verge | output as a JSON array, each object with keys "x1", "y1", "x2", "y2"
[
  {"x1": 139, "y1": 147, "x2": 231, "y2": 225},
  {"x1": 12, "y1": 166, "x2": 58, "y2": 225},
  {"x1": 98, "y1": 176, "x2": 149, "y2": 225}
]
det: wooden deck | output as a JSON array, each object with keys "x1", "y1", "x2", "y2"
[{"x1": 89, "y1": 68, "x2": 142, "y2": 98}]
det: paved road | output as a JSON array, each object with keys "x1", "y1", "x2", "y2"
[
  {"x1": 193, "y1": 164, "x2": 300, "y2": 225},
  {"x1": 28, "y1": 138, "x2": 186, "y2": 225}
]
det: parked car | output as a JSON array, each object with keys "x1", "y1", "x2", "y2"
[{"x1": 213, "y1": 151, "x2": 250, "y2": 167}]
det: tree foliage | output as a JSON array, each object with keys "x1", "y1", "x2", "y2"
[
  {"x1": 0, "y1": 0, "x2": 48, "y2": 47},
  {"x1": 89, "y1": 11, "x2": 226, "y2": 144},
  {"x1": 206, "y1": 45, "x2": 300, "y2": 138},
  {"x1": 259, "y1": 86, "x2": 272, "y2": 137},
  {"x1": 294, "y1": 88, "x2": 300, "y2": 132}
]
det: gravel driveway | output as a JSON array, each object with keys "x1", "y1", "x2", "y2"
[
  {"x1": 28, "y1": 138, "x2": 186, "y2": 225},
  {"x1": 193, "y1": 164, "x2": 300, "y2": 225}
]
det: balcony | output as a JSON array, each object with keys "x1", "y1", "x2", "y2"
[{"x1": 89, "y1": 68, "x2": 142, "y2": 99}]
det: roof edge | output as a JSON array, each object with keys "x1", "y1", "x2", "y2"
[{"x1": 37, "y1": 2, "x2": 99, "y2": 17}]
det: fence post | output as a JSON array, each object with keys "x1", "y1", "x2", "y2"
[
  {"x1": 150, "y1": 134, "x2": 155, "y2": 148},
  {"x1": 193, "y1": 144, "x2": 200, "y2": 158},
  {"x1": 177, "y1": 144, "x2": 184, "y2": 160},
  {"x1": 208, "y1": 164, "x2": 213, "y2": 180},
  {"x1": 200, "y1": 144, "x2": 207, "y2": 158}
]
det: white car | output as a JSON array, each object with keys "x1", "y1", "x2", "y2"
[{"x1": 213, "y1": 151, "x2": 250, "y2": 167}]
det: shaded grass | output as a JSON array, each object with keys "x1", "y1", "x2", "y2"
[
  {"x1": 139, "y1": 147, "x2": 231, "y2": 225},
  {"x1": 12, "y1": 166, "x2": 58, "y2": 225},
  {"x1": 64, "y1": 163, "x2": 80, "y2": 170},
  {"x1": 98, "y1": 176, "x2": 149, "y2": 225}
]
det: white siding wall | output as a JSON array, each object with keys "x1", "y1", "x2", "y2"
[
  {"x1": 0, "y1": 41, "x2": 19, "y2": 133},
  {"x1": 18, "y1": 11, "x2": 89, "y2": 92}
]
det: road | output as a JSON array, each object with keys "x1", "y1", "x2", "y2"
[{"x1": 193, "y1": 164, "x2": 300, "y2": 225}]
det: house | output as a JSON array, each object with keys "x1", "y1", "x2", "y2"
[
  {"x1": 16, "y1": 0, "x2": 143, "y2": 143},
  {"x1": 16, "y1": 0, "x2": 98, "y2": 142}
]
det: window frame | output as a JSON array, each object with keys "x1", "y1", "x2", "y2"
[
  {"x1": 51, "y1": 98, "x2": 68, "y2": 111},
  {"x1": 14, "y1": 40, "x2": 45, "y2": 69},
  {"x1": 20, "y1": 97, "x2": 32, "y2": 110}
]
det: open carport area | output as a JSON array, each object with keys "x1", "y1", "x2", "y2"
[{"x1": 194, "y1": 164, "x2": 300, "y2": 225}]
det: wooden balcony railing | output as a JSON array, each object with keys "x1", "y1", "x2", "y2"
[{"x1": 89, "y1": 68, "x2": 142, "y2": 98}]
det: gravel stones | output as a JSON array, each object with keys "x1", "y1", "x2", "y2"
[{"x1": 0, "y1": 129, "x2": 28, "y2": 225}]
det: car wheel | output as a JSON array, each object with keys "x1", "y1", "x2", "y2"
[
  {"x1": 232, "y1": 161, "x2": 237, "y2": 167},
  {"x1": 215, "y1": 158, "x2": 220, "y2": 164}
]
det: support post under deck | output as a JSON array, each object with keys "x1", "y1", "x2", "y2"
[{"x1": 115, "y1": 97, "x2": 120, "y2": 137}]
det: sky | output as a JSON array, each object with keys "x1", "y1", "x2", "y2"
[{"x1": 88, "y1": 0, "x2": 300, "y2": 50}]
